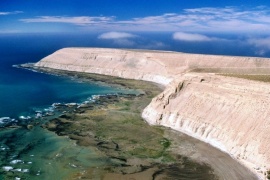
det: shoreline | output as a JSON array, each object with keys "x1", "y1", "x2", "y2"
[
  {"x1": 14, "y1": 45, "x2": 270, "y2": 179},
  {"x1": 20, "y1": 64, "x2": 258, "y2": 180},
  {"x1": 34, "y1": 66, "x2": 218, "y2": 179}
]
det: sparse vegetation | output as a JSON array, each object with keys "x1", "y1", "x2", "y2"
[
  {"x1": 38, "y1": 67, "x2": 218, "y2": 179},
  {"x1": 219, "y1": 74, "x2": 270, "y2": 83},
  {"x1": 160, "y1": 138, "x2": 171, "y2": 149}
]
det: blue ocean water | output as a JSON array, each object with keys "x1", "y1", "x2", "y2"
[
  {"x1": 0, "y1": 33, "x2": 136, "y2": 179},
  {"x1": 0, "y1": 33, "x2": 122, "y2": 118}
]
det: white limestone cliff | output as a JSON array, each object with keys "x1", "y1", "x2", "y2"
[
  {"x1": 35, "y1": 48, "x2": 270, "y2": 179},
  {"x1": 142, "y1": 73, "x2": 270, "y2": 179}
]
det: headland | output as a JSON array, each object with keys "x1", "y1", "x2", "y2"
[{"x1": 34, "y1": 47, "x2": 270, "y2": 179}]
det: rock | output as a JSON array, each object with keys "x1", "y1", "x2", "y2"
[
  {"x1": 27, "y1": 125, "x2": 33, "y2": 130},
  {"x1": 66, "y1": 103, "x2": 78, "y2": 107},
  {"x1": 52, "y1": 103, "x2": 66, "y2": 108}
]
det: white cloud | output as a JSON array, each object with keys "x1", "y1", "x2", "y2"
[
  {"x1": 173, "y1": 32, "x2": 213, "y2": 42},
  {"x1": 248, "y1": 37, "x2": 270, "y2": 55},
  {"x1": 0, "y1": 11, "x2": 23, "y2": 15},
  {"x1": 248, "y1": 37, "x2": 270, "y2": 49},
  {"x1": 98, "y1": 32, "x2": 136, "y2": 39},
  {"x1": 98, "y1": 32, "x2": 137, "y2": 47},
  {"x1": 20, "y1": 16, "x2": 113, "y2": 25},
  {"x1": 121, "y1": 6, "x2": 270, "y2": 33},
  {"x1": 97, "y1": 32, "x2": 167, "y2": 49},
  {"x1": 18, "y1": 6, "x2": 270, "y2": 33}
]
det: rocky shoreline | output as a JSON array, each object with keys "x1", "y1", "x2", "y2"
[
  {"x1": 12, "y1": 64, "x2": 258, "y2": 179},
  {"x1": 33, "y1": 48, "x2": 270, "y2": 179},
  {"x1": 41, "y1": 92, "x2": 218, "y2": 179},
  {"x1": 21, "y1": 65, "x2": 217, "y2": 179}
]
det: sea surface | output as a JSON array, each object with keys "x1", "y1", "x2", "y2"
[
  {"x1": 0, "y1": 32, "x2": 268, "y2": 179},
  {"x1": 0, "y1": 33, "x2": 137, "y2": 179}
]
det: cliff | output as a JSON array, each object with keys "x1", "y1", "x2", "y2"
[
  {"x1": 35, "y1": 48, "x2": 270, "y2": 85},
  {"x1": 142, "y1": 73, "x2": 270, "y2": 179},
  {"x1": 35, "y1": 48, "x2": 270, "y2": 179}
]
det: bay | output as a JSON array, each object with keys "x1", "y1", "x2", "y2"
[{"x1": 0, "y1": 33, "x2": 135, "y2": 179}]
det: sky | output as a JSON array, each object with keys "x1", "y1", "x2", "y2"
[
  {"x1": 1, "y1": 0, "x2": 270, "y2": 34},
  {"x1": 1, "y1": 0, "x2": 270, "y2": 56}
]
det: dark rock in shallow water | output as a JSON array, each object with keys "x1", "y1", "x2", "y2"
[
  {"x1": 73, "y1": 109, "x2": 85, "y2": 114},
  {"x1": 27, "y1": 125, "x2": 33, "y2": 130},
  {"x1": 66, "y1": 103, "x2": 78, "y2": 107},
  {"x1": 52, "y1": 103, "x2": 67, "y2": 108},
  {"x1": 78, "y1": 104, "x2": 94, "y2": 108},
  {"x1": 59, "y1": 114, "x2": 72, "y2": 119}
]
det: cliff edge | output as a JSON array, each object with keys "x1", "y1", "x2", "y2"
[{"x1": 35, "y1": 48, "x2": 270, "y2": 179}]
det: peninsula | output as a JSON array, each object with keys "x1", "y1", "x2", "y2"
[{"x1": 35, "y1": 48, "x2": 270, "y2": 179}]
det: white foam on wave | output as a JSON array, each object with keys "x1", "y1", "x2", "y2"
[
  {"x1": 19, "y1": 116, "x2": 31, "y2": 120},
  {"x1": 0, "y1": 117, "x2": 11, "y2": 124},
  {"x1": 22, "y1": 169, "x2": 29, "y2": 173},
  {"x1": 44, "y1": 107, "x2": 54, "y2": 112},
  {"x1": 0, "y1": 117, "x2": 16, "y2": 126},
  {"x1": 10, "y1": 159, "x2": 23, "y2": 164},
  {"x1": 36, "y1": 170, "x2": 41, "y2": 176},
  {"x1": 13, "y1": 168, "x2": 29, "y2": 173},
  {"x1": 0, "y1": 145, "x2": 9, "y2": 151},
  {"x1": 2, "y1": 166, "x2": 13, "y2": 171}
]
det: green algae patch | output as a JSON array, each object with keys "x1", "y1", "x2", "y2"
[
  {"x1": 219, "y1": 74, "x2": 270, "y2": 83},
  {"x1": 36, "y1": 69, "x2": 218, "y2": 179}
]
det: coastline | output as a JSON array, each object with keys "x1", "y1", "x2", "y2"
[
  {"x1": 19, "y1": 46, "x2": 270, "y2": 179},
  {"x1": 28, "y1": 65, "x2": 219, "y2": 179},
  {"x1": 19, "y1": 64, "x2": 258, "y2": 179}
]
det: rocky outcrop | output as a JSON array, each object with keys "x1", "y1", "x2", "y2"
[{"x1": 35, "y1": 48, "x2": 270, "y2": 179}]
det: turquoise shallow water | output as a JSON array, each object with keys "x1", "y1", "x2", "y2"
[
  {"x1": 0, "y1": 34, "x2": 134, "y2": 179},
  {"x1": 0, "y1": 127, "x2": 110, "y2": 180}
]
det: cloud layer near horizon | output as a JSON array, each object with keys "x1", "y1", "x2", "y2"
[
  {"x1": 97, "y1": 31, "x2": 167, "y2": 49},
  {"x1": 98, "y1": 32, "x2": 136, "y2": 39},
  {"x1": 173, "y1": 32, "x2": 214, "y2": 41},
  {"x1": 0, "y1": 11, "x2": 23, "y2": 15},
  {"x1": 19, "y1": 6, "x2": 270, "y2": 33}
]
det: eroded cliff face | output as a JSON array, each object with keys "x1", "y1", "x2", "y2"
[
  {"x1": 142, "y1": 73, "x2": 270, "y2": 179},
  {"x1": 35, "y1": 48, "x2": 270, "y2": 85},
  {"x1": 35, "y1": 48, "x2": 270, "y2": 179},
  {"x1": 35, "y1": 48, "x2": 175, "y2": 85}
]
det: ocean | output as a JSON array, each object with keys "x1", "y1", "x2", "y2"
[
  {"x1": 0, "y1": 32, "x2": 267, "y2": 179},
  {"x1": 0, "y1": 33, "x2": 137, "y2": 179}
]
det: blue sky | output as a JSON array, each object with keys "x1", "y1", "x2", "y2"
[
  {"x1": 1, "y1": 0, "x2": 270, "y2": 33},
  {"x1": 1, "y1": 0, "x2": 270, "y2": 56}
]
